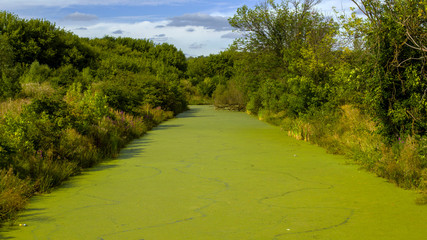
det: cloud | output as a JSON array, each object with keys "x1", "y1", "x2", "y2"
[
  {"x1": 151, "y1": 33, "x2": 168, "y2": 42},
  {"x1": 66, "y1": 20, "x2": 236, "y2": 56},
  {"x1": 112, "y1": 30, "x2": 124, "y2": 34},
  {"x1": 167, "y1": 13, "x2": 232, "y2": 31},
  {"x1": 75, "y1": 27, "x2": 88, "y2": 30},
  {"x1": 1, "y1": 0, "x2": 194, "y2": 9},
  {"x1": 186, "y1": 28, "x2": 195, "y2": 32},
  {"x1": 65, "y1": 12, "x2": 98, "y2": 21},
  {"x1": 221, "y1": 32, "x2": 242, "y2": 39},
  {"x1": 189, "y1": 42, "x2": 205, "y2": 49}
]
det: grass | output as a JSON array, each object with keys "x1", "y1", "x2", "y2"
[
  {"x1": 0, "y1": 97, "x2": 178, "y2": 225},
  {"x1": 257, "y1": 104, "x2": 427, "y2": 204},
  {"x1": 0, "y1": 168, "x2": 32, "y2": 222},
  {"x1": 0, "y1": 98, "x2": 31, "y2": 117},
  {"x1": 19, "y1": 82, "x2": 55, "y2": 99}
]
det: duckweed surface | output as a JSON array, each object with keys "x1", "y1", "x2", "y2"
[{"x1": 1, "y1": 105, "x2": 426, "y2": 239}]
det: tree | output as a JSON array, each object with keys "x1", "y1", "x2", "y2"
[
  {"x1": 229, "y1": 0, "x2": 323, "y2": 57},
  {"x1": 0, "y1": 11, "x2": 98, "y2": 70},
  {"x1": 0, "y1": 35, "x2": 21, "y2": 98},
  {"x1": 351, "y1": 0, "x2": 426, "y2": 138}
]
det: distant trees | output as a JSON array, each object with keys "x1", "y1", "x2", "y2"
[
  {"x1": 224, "y1": 0, "x2": 340, "y2": 116},
  {"x1": 0, "y1": 12, "x2": 98, "y2": 70},
  {"x1": 186, "y1": 52, "x2": 235, "y2": 97},
  {"x1": 229, "y1": 0, "x2": 336, "y2": 63}
]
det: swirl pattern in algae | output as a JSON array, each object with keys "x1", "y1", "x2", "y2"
[{"x1": 2, "y1": 105, "x2": 426, "y2": 240}]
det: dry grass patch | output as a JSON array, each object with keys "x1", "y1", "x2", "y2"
[
  {"x1": 0, "y1": 98, "x2": 31, "y2": 117},
  {"x1": 20, "y1": 82, "x2": 55, "y2": 99}
]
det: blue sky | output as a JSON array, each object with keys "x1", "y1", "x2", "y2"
[{"x1": 1, "y1": 0, "x2": 357, "y2": 56}]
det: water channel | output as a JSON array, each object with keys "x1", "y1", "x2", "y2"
[{"x1": 1, "y1": 105, "x2": 426, "y2": 239}]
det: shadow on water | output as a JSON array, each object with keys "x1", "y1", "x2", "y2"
[
  {"x1": 176, "y1": 107, "x2": 206, "y2": 118},
  {"x1": 15, "y1": 207, "x2": 51, "y2": 223},
  {"x1": 154, "y1": 124, "x2": 183, "y2": 130},
  {"x1": 0, "y1": 231, "x2": 14, "y2": 239},
  {"x1": 118, "y1": 138, "x2": 153, "y2": 160}
]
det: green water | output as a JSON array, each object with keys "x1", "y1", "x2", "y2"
[{"x1": 1, "y1": 105, "x2": 426, "y2": 239}]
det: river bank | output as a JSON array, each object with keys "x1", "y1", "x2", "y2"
[{"x1": 2, "y1": 105, "x2": 426, "y2": 239}]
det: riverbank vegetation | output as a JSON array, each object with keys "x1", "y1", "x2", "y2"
[
  {"x1": 0, "y1": 12, "x2": 187, "y2": 222},
  {"x1": 0, "y1": 0, "x2": 425, "y2": 225},
  {"x1": 186, "y1": 0, "x2": 426, "y2": 203}
]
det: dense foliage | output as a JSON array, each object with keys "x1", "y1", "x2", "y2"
[
  {"x1": 0, "y1": 0, "x2": 425, "y2": 222},
  {"x1": 185, "y1": 0, "x2": 426, "y2": 202},
  {"x1": 0, "y1": 12, "x2": 188, "y2": 222}
]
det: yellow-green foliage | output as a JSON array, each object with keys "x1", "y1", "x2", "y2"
[
  {"x1": 29, "y1": 156, "x2": 78, "y2": 193},
  {"x1": 58, "y1": 128, "x2": 100, "y2": 168},
  {"x1": 0, "y1": 102, "x2": 177, "y2": 222},
  {"x1": 0, "y1": 168, "x2": 32, "y2": 221},
  {"x1": 376, "y1": 136, "x2": 425, "y2": 189},
  {"x1": 258, "y1": 104, "x2": 426, "y2": 203},
  {"x1": 20, "y1": 82, "x2": 55, "y2": 99},
  {"x1": 0, "y1": 98, "x2": 30, "y2": 117},
  {"x1": 213, "y1": 81, "x2": 246, "y2": 111}
]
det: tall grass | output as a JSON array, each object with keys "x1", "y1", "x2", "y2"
[
  {"x1": 0, "y1": 98, "x2": 31, "y2": 117},
  {"x1": 19, "y1": 82, "x2": 55, "y2": 99},
  {"x1": 0, "y1": 99, "x2": 178, "y2": 225},
  {"x1": 258, "y1": 104, "x2": 427, "y2": 204},
  {"x1": 0, "y1": 168, "x2": 32, "y2": 221}
]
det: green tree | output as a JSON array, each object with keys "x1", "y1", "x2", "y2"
[
  {"x1": 229, "y1": 0, "x2": 327, "y2": 58},
  {"x1": 0, "y1": 34, "x2": 21, "y2": 98},
  {"x1": 0, "y1": 11, "x2": 98, "y2": 70},
  {"x1": 352, "y1": 0, "x2": 426, "y2": 138}
]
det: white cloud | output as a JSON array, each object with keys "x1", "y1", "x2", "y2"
[
  {"x1": 189, "y1": 42, "x2": 205, "y2": 49},
  {"x1": 65, "y1": 18, "x2": 235, "y2": 56},
  {"x1": 112, "y1": 30, "x2": 124, "y2": 34},
  {"x1": 1, "y1": 0, "x2": 195, "y2": 9},
  {"x1": 221, "y1": 32, "x2": 242, "y2": 39},
  {"x1": 151, "y1": 34, "x2": 168, "y2": 42},
  {"x1": 315, "y1": 0, "x2": 358, "y2": 16},
  {"x1": 167, "y1": 13, "x2": 232, "y2": 31},
  {"x1": 64, "y1": 12, "x2": 98, "y2": 21}
]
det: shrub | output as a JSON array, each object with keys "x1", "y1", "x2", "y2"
[
  {"x1": 213, "y1": 81, "x2": 246, "y2": 111},
  {"x1": 65, "y1": 83, "x2": 109, "y2": 134},
  {"x1": 89, "y1": 116, "x2": 122, "y2": 158},
  {"x1": 58, "y1": 128, "x2": 100, "y2": 168},
  {"x1": 0, "y1": 168, "x2": 32, "y2": 222},
  {"x1": 19, "y1": 61, "x2": 52, "y2": 84},
  {"x1": 28, "y1": 155, "x2": 78, "y2": 193}
]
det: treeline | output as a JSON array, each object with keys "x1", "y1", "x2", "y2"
[
  {"x1": 0, "y1": 12, "x2": 188, "y2": 222},
  {"x1": 186, "y1": 0, "x2": 426, "y2": 202}
]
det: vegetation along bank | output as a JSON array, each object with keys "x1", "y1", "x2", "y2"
[
  {"x1": 0, "y1": 11, "x2": 188, "y2": 223},
  {"x1": 186, "y1": 0, "x2": 426, "y2": 203},
  {"x1": 0, "y1": 0, "x2": 426, "y2": 224}
]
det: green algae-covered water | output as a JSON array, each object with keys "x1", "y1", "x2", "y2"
[{"x1": 1, "y1": 105, "x2": 426, "y2": 239}]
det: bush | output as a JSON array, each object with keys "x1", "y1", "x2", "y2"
[
  {"x1": 0, "y1": 168, "x2": 32, "y2": 222},
  {"x1": 213, "y1": 81, "x2": 246, "y2": 111},
  {"x1": 28, "y1": 155, "x2": 78, "y2": 193},
  {"x1": 58, "y1": 128, "x2": 100, "y2": 168},
  {"x1": 19, "y1": 61, "x2": 52, "y2": 84},
  {"x1": 65, "y1": 83, "x2": 109, "y2": 134}
]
